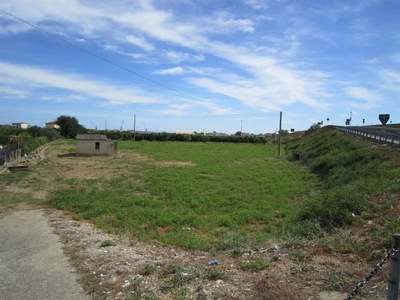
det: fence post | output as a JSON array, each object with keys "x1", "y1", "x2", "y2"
[{"x1": 387, "y1": 234, "x2": 400, "y2": 300}]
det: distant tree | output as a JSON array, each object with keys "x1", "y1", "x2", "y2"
[
  {"x1": 235, "y1": 131, "x2": 242, "y2": 136},
  {"x1": 40, "y1": 128, "x2": 61, "y2": 141},
  {"x1": 56, "y1": 115, "x2": 87, "y2": 138},
  {"x1": 27, "y1": 126, "x2": 41, "y2": 137},
  {"x1": 156, "y1": 132, "x2": 170, "y2": 141}
]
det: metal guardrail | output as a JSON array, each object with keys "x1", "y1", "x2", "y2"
[{"x1": 336, "y1": 126, "x2": 400, "y2": 147}]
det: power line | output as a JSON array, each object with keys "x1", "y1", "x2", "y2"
[{"x1": 0, "y1": 8, "x2": 208, "y2": 103}]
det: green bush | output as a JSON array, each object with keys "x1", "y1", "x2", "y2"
[{"x1": 100, "y1": 239, "x2": 116, "y2": 247}]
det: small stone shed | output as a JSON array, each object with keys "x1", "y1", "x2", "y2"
[{"x1": 76, "y1": 134, "x2": 118, "y2": 157}]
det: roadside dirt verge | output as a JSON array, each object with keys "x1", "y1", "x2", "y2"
[{"x1": 48, "y1": 208, "x2": 352, "y2": 300}]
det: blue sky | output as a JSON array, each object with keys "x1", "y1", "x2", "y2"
[{"x1": 1, "y1": 0, "x2": 399, "y2": 134}]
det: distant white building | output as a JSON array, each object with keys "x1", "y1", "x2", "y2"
[
  {"x1": 175, "y1": 130, "x2": 195, "y2": 135},
  {"x1": 45, "y1": 121, "x2": 60, "y2": 129},
  {"x1": 12, "y1": 122, "x2": 29, "y2": 129}
]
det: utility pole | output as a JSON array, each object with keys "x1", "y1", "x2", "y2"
[
  {"x1": 133, "y1": 114, "x2": 136, "y2": 148},
  {"x1": 278, "y1": 112, "x2": 282, "y2": 157},
  {"x1": 241, "y1": 119, "x2": 243, "y2": 134}
]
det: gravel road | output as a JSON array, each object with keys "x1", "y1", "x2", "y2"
[{"x1": 0, "y1": 209, "x2": 87, "y2": 300}]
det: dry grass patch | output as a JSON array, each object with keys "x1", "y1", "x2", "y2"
[{"x1": 155, "y1": 161, "x2": 196, "y2": 167}]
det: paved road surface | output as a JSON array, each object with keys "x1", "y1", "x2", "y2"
[{"x1": 0, "y1": 209, "x2": 87, "y2": 300}]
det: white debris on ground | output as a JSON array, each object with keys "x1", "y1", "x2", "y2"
[{"x1": 47, "y1": 209, "x2": 390, "y2": 300}]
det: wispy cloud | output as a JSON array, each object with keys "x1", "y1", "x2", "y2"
[
  {"x1": 211, "y1": 16, "x2": 255, "y2": 33},
  {"x1": 1, "y1": 0, "x2": 330, "y2": 114},
  {"x1": 0, "y1": 61, "x2": 162, "y2": 105},
  {"x1": 188, "y1": 43, "x2": 331, "y2": 112},
  {"x1": 155, "y1": 67, "x2": 184, "y2": 75},
  {"x1": 380, "y1": 70, "x2": 400, "y2": 92},
  {"x1": 1, "y1": 0, "x2": 398, "y2": 132},
  {"x1": 164, "y1": 51, "x2": 204, "y2": 63},
  {"x1": 0, "y1": 85, "x2": 29, "y2": 98},
  {"x1": 244, "y1": 0, "x2": 269, "y2": 10},
  {"x1": 153, "y1": 103, "x2": 192, "y2": 116},
  {"x1": 345, "y1": 86, "x2": 383, "y2": 109},
  {"x1": 126, "y1": 35, "x2": 154, "y2": 52}
]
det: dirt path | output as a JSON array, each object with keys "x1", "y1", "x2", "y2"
[{"x1": 0, "y1": 209, "x2": 87, "y2": 300}]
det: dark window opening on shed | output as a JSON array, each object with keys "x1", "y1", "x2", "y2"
[{"x1": 95, "y1": 142, "x2": 100, "y2": 149}]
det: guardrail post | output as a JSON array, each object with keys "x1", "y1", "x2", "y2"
[{"x1": 387, "y1": 234, "x2": 400, "y2": 300}]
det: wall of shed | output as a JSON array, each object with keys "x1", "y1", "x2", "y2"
[{"x1": 76, "y1": 140, "x2": 118, "y2": 157}]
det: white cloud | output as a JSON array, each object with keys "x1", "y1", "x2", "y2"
[
  {"x1": 191, "y1": 98, "x2": 239, "y2": 116},
  {"x1": 244, "y1": 0, "x2": 269, "y2": 10},
  {"x1": 384, "y1": 71, "x2": 400, "y2": 83},
  {"x1": 345, "y1": 86, "x2": 382, "y2": 109},
  {"x1": 187, "y1": 43, "x2": 331, "y2": 112},
  {"x1": 155, "y1": 67, "x2": 184, "y2": 75},
  {"x1": 0, "y1": 61, "x2": 162, "y2": 105},
  {"x1": 164, "y1": 51, "x2": 204, "y2": 63},
  {"x1": 2, "y1": 0, "x2": 329, "y2": 115},
  {"x1": 379, "y1": 70, "x2": 400, "y2": 92},
  {"x1": 186, "y1": 67, "x2": 221, "y2": 76},
  {"x1": 1, "y1": 0, "x2": 109, "y2": 36},
  {"x1": 153, "y1": 103, "x2": 192, "y2": 116},
  {"x1": 126, "y1": 35, "x2": 154, "y2": 52},
  {"x1": 345, "y1": 86, "x2": 381, "y2": 102},
  {"x1": 0, "y1": 61, "x2": 239, "y2": 117},
  {"x1": 0, "y1": 85, "x2": 29, "y2": 98},
  {"x1": 2, "y1": 1, "x2": 367, "y2": 120},
  {"x1": 213, "y1": 17, "x2": 255, "y2": 33}
]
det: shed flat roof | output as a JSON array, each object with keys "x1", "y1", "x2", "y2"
[{"x1": 76, "y1": 134, "x2": 107, "y2": 140}]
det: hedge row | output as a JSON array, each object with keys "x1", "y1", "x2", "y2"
[{"x1": 103, "y1": 131, "x2": 268, "y2": 144}]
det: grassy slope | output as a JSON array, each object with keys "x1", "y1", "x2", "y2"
[{"x1": 284, "y1": 126, "x2": 400, "y2": 246}]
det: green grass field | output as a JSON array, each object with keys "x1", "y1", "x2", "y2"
[
  {"x1": 4, "y1": 127, "x2": 399, "y2": 252},
  {"x1": 51, "y1": 140, "x2": 317, "y2": 250}
]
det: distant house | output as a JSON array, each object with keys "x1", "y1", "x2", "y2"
[
  {"x1": 205, "y1": 131, "x2": 226, "y2": 136},
  {"x1": 45, "y1": 121, "x2": 60, "y2": 129},
  {"x1": 76, "y1": 134, "x2": 118, "y2": 157},
  {"x1": 12, "y1": 122, "x2": 29, "y2": 129},
  {"x1": 175, "y1": 130, "x2": 195, "y2": 135}
]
